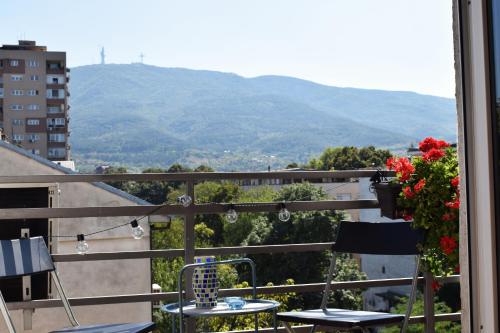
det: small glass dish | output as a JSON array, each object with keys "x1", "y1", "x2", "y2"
[{"x1": 224, "y1": 297, "x2": 246, "y2": 310}]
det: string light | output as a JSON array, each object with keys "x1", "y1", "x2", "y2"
[
  {"x1": 225, "y1": 204, "x2": 238, "y2": 223},
  {"x1": 130, "y1": 219, "x2": 145, "y2": 239},
  {"x1": 177, "y1": 194, "x2": 192, "y2": 207},
  {"x1": 76, "y1": 234, "x2": 89, "y2": 255},
  {"x1": 278, "y1": 202, "x2": 291, "y2": 222}
]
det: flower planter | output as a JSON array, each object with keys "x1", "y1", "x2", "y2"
[{"x1": 373, "y1": 182, "x2": 403, "y2": 219}]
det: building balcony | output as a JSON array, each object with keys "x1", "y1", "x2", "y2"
[{"x1": 0, "y1": 170, "x2": 461, "y2": 333}]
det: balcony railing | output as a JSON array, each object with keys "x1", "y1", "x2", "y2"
[{"x1": 0, "y1": 171, "x2": 461, "y2": 332}]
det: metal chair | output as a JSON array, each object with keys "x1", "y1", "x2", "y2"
[
  {"x1": 0, "y1": 237, "x2": 156, "y2": 333},
  {"x1": 277, "y1": 221, "x2": 423, "y2": 333}
]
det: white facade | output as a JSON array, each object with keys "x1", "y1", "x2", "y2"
[{"x1": 0, "y1": 141, "x2": 152, "y2": 332}]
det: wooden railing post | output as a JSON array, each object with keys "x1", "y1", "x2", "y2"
[
  {"x1": 183, "y1": 180, "x2": 196, "y2": 332},
  {"x1": 423, "y1": 271, "x2": 435, "y2": 333}
]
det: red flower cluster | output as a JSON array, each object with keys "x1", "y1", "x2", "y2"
[
  {"x1": 445, "y1": 198, "x2": 460, "y2": 209},
  {"x1": 451, "y1": 176, "x2": 460, "y2": 188},
  {"x1": 419, "y1": 137, "x2": 450, "y2": 153},
  {"x1": 387, "y1": 157, "x2": 415, "y2": 182},
  {"x1": 414, "y1": 178, "x2": 426, "y2": 193},
  {"x1": 403, "y1": 186, "x2": 415, "y2": 199},
  {"x1": 402, "y1": 214, "x2": 413, "y2": 221},
  {"x1": 431, "y1": 280, "x2": 441, "y2": 292},
  {"x1": 423, "y1": 148, "x2": 446, "y2": 162},
  {"x1": 440, "y1": 236, "x2": 458, "y2": 255}
]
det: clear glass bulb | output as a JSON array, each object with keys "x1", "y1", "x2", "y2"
[
  {"x1": 278, "y1": 208, "x2": 291, "y2": 222},
  {"x1": 178, "y1": 194, "x2": 192, "y2": 207},
  {"x1": 225, "y1": 209, "x2": 238, "y2": 223},
  {"x1": 76, "y1": 240, "x2": 89, "y2": 255},
  {"x1": 132, "y1": 224, "x2": 145, "y2": 239}
]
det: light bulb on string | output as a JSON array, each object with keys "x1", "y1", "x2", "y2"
[
  {"x1": 177, "y1": 194, "x2": 192, "y2": 207},
  {"x1": 225, "y1": 204, "x2": 238, "y2": 223},
  {"x1": 76, "y1": 234, "x2": 89, "y2": 255},
  {"x1": 130, "y1": 219, "x2": 145, "y2": 239},
  {"x1": 278, "y1": 202, "x2": 291, "y2": 222}
]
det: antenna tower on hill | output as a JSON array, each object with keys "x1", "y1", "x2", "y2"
[{"x1": 100, "y1": 47, "x2": 105, "y2": 65}]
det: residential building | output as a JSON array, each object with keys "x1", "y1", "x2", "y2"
[{"x1": 0, "y1": 40, "x2": 70, "y2": 161}]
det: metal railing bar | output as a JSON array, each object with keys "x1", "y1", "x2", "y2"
[
  {"x1": 6, "y1": 276, "x2": 459, "y2": 310},
  {"x1": 52, "y1": 243, "x2": 334, "y2": 262},
  {"x1": 0, "y1": 170, "x2": 395, "y2": 184},
  {"x1": 0, "y1": 200, "x2": 379, "y2": 220}
]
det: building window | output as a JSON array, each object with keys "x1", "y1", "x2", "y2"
[
  {"x1": 27, "y1": 90, "x2": 39, "y2": 96},
  {"x1": 0, "y1": 88, "x2": 3, "y2": 97},
  {"x1": 30, "y1": 75, "x2": 39, "y2": 81},
  {"x1": 10, "y1": 104, "x2": 23, "y2": 111},
  {"x1": 13, "y1": 134, "x2": 23, "y2": 142},
  {"x1": 49, "y1": 133, "x2": 65, "y2": 142},
  {"x1": 31, "y1": 149, "x2": 40, "y2": 155},
  {"x1": 48, "y1": 148, "x2": 65, "y2": 158},
  {"x1": 54, "y1": 118, "x2": 65, "y2": 126},
  {"x1": 9, "y1": 60, "x2": 19, "y2": 67},
  {"x1": 27, "y1": 104, "x2": 40, "y2": 111},
  {"x1": 28, "y1": 134, "x2": 40, "y2": 142},
  {"x1": 11, "y1": 90, "x2": 23, "y2": 96},
  {"x1": 47, "y1": 105, "x2": 62, "y2": 113},
  {"x1": 12, "y1": 119, "x2": 23, "y2": 126},
  {"x1": 26, "y1": 119, "x2": 40, "y2": 126},
  {"x1": 11, "y1": 75, "x2": 23, "y2": 81},
  {"x1": 28, "y1": 60, "x2": 38, "y2": 67}
]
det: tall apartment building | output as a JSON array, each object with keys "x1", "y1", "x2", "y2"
[{"x1": 0, "y1": 40, "x2": 70, "y2": 161}]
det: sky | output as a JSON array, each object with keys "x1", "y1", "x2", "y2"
[{"x1": 1, "y1": 0, "x2": 455, "y2": 97}]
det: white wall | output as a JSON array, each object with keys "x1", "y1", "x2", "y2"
[{"x1": 0, "y1": 145, "x2": 152, "y2": 333}]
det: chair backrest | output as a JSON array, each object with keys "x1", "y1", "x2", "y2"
[
  {"x1": 332, "y1": 221, "x2": 423, "y2": 255},
  {"x1": 0, "y1": 237, "x2": 55, "y2": 279},
  {"x1": 0, "y1": 237, "x2": 79, "y2": 333}
]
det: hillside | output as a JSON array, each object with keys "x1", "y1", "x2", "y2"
[{"x1": 69, "y1": 64, "x2": 457, "y2": 171}]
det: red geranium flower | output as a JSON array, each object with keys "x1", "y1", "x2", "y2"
[
  {"x1": 387, "y1": 157, "x2": 414, "y2": 182},
  {"x1": 440, "y1": 236, "x2": 458, "y2": 255},
  {"x1": 419, "y1": 137, "x2": 450, "y2": 153},
  {"x1": 455, "y1": 265, "x2": 460, "y2": 273},
  {"x1": 431, "y1": 280, "x2": 441, "y2": 292},
  {"x1": 451, "y1": 176, "x2": 460, "y2": 188},
  {"x1": 402, "y1": 214, "x2": 413, "y2": 221},
  {"x1": 423, "y1": 148, "x2": 446, "y2": 162},
  {"x1": 445, "y1": 198, "x2": 460, "y2": 209},
  {"x1": 414, "y1": 178, "x2": 426, "y2": 193},
  {"x1": 403, "y1": 186, "x2": 415, "y2": 199}
]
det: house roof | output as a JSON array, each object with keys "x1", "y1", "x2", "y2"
[{"x1": 0, "y1": 140, "x2": 150, "y2": 205}]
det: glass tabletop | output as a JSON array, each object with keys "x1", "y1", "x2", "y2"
[{"x1": 161, "y1": 299, "x2": 280, "y2": 317}]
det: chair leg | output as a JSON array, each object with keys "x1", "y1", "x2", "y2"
[
  {"x1": 0, "y1": 291, "x2": 16, "y2": 333},
  {"x1": 308, "y1": 324, "x2": 317, "y2": 333}
]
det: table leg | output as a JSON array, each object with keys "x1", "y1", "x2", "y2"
[
  {"x1": 254, "y1": 313, "x2": 258, "y2": 333},
  {"x1": 171, "y1": 314, "x2": 176, "y2": 333}
]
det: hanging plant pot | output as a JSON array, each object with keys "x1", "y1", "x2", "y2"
[{"x1": 373, "y1": 182, "x2": 403, "y2": 219}]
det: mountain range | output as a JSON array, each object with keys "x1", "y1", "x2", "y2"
[{"x1": 69, "y1": 64, "x2": 457, "y2": 171}]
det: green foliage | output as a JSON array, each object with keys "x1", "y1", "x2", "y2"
[
  {"x1": 307, "y1": 146, "x2": 391, "y2": 170},
  {"x1": 391, "y1": 143, "x2": 460, "y2": 276},
  {"x1": 380, "y1": 295, "x2": 461, "y2": 333}
]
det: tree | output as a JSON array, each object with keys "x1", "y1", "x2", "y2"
[
  {"x1": 380, "y1": 295, "x2": 461, "y2": 333},
  {"x1": 129, "y1": 168, "x2": 170, "y2": 204},
  {"x1": 103, "y1": 166, "x2": 131, "y2": 192},
  {"x1": 194, "y1": 165, "x2": 215, "y2": 172},
  {"x1": 238, "y1": 183, "x2": 366, "y2": 309},
  {"x1": 307, "y1": 146, "x2": 391, "y2": 170}
]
